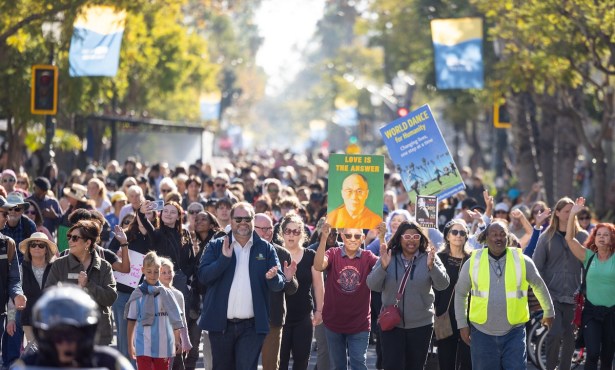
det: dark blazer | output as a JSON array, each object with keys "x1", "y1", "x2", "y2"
[{"x1": 198, "y1": 232, "x2": 285, "y2": 334}]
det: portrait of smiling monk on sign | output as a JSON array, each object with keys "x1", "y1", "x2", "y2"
[{"x1": 327, "y1": 173, "x2": 382, "y2": 230}]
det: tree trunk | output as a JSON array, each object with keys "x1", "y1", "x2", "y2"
[
  {"x1": 507, "y1": 92, "x2": 539, "y2": 196},
  {"x1": 536, "y1": 93, "x2": 558, "y2": 205},
  {"x1": 5, "y1": 116, "x2": 26, "y2": 171},
  {"x1": 553, "y1": 112, "x2": 578, "y2": 200}
]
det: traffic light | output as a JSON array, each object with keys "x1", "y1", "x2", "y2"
[
  {"x1": 493, "y1": 99, "x2": 511, "y2": 128},
  {"x1": 31, "y1": 65, "x2": 58, "y2": 115},
  {"x1": 397, "y1": 107, "x2": 409, "y2": 117}
]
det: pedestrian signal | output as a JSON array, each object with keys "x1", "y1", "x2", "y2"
[
  {"x1": 493, "y1": 99, "x2": 511, "y2": 128},
  {"x1": 31, "y1": 65, "x2": 58, "y2": 115}
]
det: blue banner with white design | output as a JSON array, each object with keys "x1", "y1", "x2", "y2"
[
  {"x1": 431, "y1": 18, "x2": 483, "y2": 90},
  {"x1": 69, "y1": 6, "x2": 126, "y2": 77}
]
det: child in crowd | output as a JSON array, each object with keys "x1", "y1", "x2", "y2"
[
  {"x1": 159, "y1": 256, "x2": 192, "y2": 370},
  {"x1": 126, "y1": 251, "x2": 185, "y2": 370}
]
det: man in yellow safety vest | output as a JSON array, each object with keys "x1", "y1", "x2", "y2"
[{"x1": 455, "y1": 220, "x2": 554, "y2": 369}]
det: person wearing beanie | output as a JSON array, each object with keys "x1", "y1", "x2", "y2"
[{"x1": 27, "y1": 177, "x2": 62, "y2": 237}]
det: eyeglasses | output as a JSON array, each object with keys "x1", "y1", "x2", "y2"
[
  {"x1": 401, "y1": 234, "x2": 421, "y2": 241},
  {"x1": 66, "y1": 234, "x2": 85, "y2": 242},
  {"x1": 533, "y1": 209, "x2": 545, "y2": 214},
  {"x1": 214, "y1": 183, "x2": 226, "y2": 188},
  {"x1": 8, "y1": 207, "x2": 22, "y2": 212},
  {"x1": 232, "y1": 216, "x2": 253, "y2": 223},
  {"x1": 283, "y1": 228, "x2": 301, "y2": 236},
  {"x1": 122, "y1": 219, "x2": 133, "y2": 225},
  {"x1": 450, "y1": 229, "x2": 467, "y2": 237},
  {"x1": 254, "y1": 226, "x2": 273, "y2": 232},
  {"x1": 188, "y1": 210, "x2": 201, "y2": 215},
  {"x1": 29, "y1": 242, "x2": 47, "y2": 249},
  {"x1": 343, "y1": 233, "x2": 363, "y2": 240},
  {"x1": 160, "y1": 188, "x2": 171, "y2": 193},
  {"x1": 1, "y1": 178, "x2": 15, "y2": 183}
]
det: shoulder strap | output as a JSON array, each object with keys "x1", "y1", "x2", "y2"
[
  {"x1": 444, "y1": 256, "x2": 464, "y2": 311},
  {"x1": 395, "y1": 258, "x2": 414, "y2": 303},
  {"x1": 581, "y1": 252, "x2": 596, "y2": 295}
]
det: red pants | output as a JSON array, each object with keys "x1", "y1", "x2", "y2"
[{"x1": 136, "y1": 356, "x2": 170, "y2": 370}]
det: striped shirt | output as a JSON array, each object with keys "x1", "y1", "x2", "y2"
[{"x1": 127, "y1": 293, "x2": 176, "y2": 358}]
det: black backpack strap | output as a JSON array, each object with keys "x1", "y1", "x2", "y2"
[{"x1": 581, "y1": 253, "x2": 597, "y2": 296}]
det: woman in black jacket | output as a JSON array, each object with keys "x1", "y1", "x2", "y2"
[
  {"x1": 17, "y1": 232, "x2": 57, "y2": 346},
  {"x1": 434, "y1": 219, "x2": 472, "y2": 370},
  {"x1": 137, "y1": 200, "x2": 195, "y2": 307}
]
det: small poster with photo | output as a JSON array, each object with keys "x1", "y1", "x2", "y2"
[{"x1": 415, "y1": 195, "x2": 438, "y2": 229}]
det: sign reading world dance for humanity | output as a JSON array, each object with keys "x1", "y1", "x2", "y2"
[{"x1": 380, "y1": 104, "x2": 465, "y2": 203}]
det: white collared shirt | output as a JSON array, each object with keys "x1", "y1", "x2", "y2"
[{"x1": 227, "y1": 236, "x2": 255, "y2": 319}]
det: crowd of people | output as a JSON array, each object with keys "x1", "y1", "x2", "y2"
[{"x1": 0, "y1": 152, "x2": 613, "y2": 370}]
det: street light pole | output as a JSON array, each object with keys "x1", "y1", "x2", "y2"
[{"x1": 41, "y1": 15, "x2": 62, "y2": 165}]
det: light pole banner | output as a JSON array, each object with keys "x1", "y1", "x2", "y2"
[
  {"x1": 326, "y1": 154, "x2": 384, "y2": 230},
  {"x1": 380, "y1": 104, "x2": 465, "y2": 203},
  {"x1": 431, "y1": 17, "x2": 483, "y2": 90},
  {"x1": 69, "y1": 6, "x2": 126, "y2": 77}
]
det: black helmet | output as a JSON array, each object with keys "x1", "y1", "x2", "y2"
[{"x1": 32, "y1": 284, "x2": 100, "y2": 366}]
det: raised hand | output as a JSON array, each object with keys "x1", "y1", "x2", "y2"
[
  {"x1": 510, "y1": 208, "x2": 523, "y2": 220},
  {"x1": 571, "y1": 197, "x2": 585, "y2": 216},
  {"x1": 484, "y1": 190, "x2": 494, "y2": 216},
  {"x1": 114, "y1": 225, "x2": 128, "y2": 244},
  {"x1": 535, "y1": 208, "x2": 551, "y2": 226},
  {"x1": 376, "y1": 222, "x2": 387, "y2": 243},
  {"x1": 265, "y1": 266, "x2": 279, "y2": 280},
  {"x1": 426, "y1": 246, "x2": 436, "y2": 270},
  {"x1": 379, "y1": 242, "x2": 392, "y2": 270},
  {"x1": 321, "y1": 223, "x2": 331, "y2": 239},
  {"x1": 221, "y1": 236, "x2": 232, "y2": 258},
  {"x1": 139, "y1": 200, "x2": 152, "y2": 214},
  {"x1": 283, "y1": 260, "x2": 298, "y2": 281}
]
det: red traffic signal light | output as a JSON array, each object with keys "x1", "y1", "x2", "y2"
[
  {"x1": 397, "y1": 107, "x2": 409, "y2": 117},
  {"x1": 31, "y1": 65, "x2": 58, "y2": 115}
]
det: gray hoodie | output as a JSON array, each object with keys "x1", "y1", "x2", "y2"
[
  {"x1": 532, "y1": 230, "x2": 588, "y2": 304},
  {"x1": 367, "y1": 251, "x2": 449, "y2": 329}
]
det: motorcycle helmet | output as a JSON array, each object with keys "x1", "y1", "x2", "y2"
[{"x1": 32, "y1": 284, "x2": 100, "y2": 366}]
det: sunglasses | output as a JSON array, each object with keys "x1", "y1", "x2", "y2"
[
  {"x1": 29, "y1": 242, "x2": 47, "y2": 249},
  {"x1": 9, "y1": 207, "x2": 22, "y2": 212},
  {"x1": 1, "y1": 178, "x2": 15, "y2": 183},
  {"x1": 533, "y1": 209, "x2": 545, "y2": 214},
  {"x1": 283, "y1": 228, "x2": 301, "y2": 236},
  {"x1": 188, "y1": 210, "x2": 201, "y2": 215},
  {"x1": 343, "y1": 233, "x2": 363, "y2": 240},
  {"x1": 66, "y1": 234, "x2": 85, "y2": 242},
  {"x1": 254, "y1": 226, "x2": 273, "y2": 232},
  {"x1": 450, "y1": 229, "x2": 467, "y2": 237},
  {"x1": 233, "y1": 216, "x2": 253, "y2": 223},
  {"x1": 401, "y1": 234, "x2": 421, "y2": 241}
]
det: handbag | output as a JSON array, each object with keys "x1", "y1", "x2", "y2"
[
  {"x1": 434, "y1": 255, "x2": 463, "y2": 340},
  {"x1": 378, "y1": 258, "x2": 413, "y2": 331}
]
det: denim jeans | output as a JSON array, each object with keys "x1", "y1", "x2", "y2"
[
  {"x1": 1, "y1": 311, "x2": 23, "y2": 367},
  {"x1": 324, "y1": 326, "x2": 369, "y2": 370},
  {"x1": 470, "y1": 325, "x2": 526, "y2": 370},
  {"x1": 209, "y1": 319, "x2": 266, "y2": 370},
  {"x1": 112, "y1": 291, "x2": 131, "y2": 358}
]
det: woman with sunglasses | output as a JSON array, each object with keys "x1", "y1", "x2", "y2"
[
  {"x1": 367, "y1": 221, "x2": 449, "y2": 370},
  {"x1": 45, "y1": 220, "x2": 117, "y2": 346},
  {"x1": 279, "y1": 213, "x2": 324, "y2": 370},
  {"x1": 433, "y1": 220, "x2": 472, "y2": 370},
  {"x1": 16, "y1": 232, "x2": 57, "y2": 345},
  {"x1": 15, "y1": 173, "x2": 31, "y2": 196},
  {"x1": 24, "y1": 200, "x2": 52, "y2": 241}
]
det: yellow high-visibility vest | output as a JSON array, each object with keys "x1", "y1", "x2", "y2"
[{"x1": 468, "y1": 247, "x2": 529, "y2": 325}]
